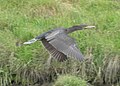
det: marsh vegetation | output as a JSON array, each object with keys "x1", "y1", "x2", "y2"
[{"x1": 0, "y1": 0, "x2": 120, "y2": 86}]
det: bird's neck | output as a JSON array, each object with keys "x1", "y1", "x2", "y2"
[{"x1": 66, "y1": 26, "x2": 83, "y2": 34}]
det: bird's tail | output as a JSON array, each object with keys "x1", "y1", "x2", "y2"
[{"x1": 23, "y1": 38, "x2": 38, "y2": 45}]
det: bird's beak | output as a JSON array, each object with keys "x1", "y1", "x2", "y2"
[{"x1": 84, "y1": 25, "x2": 96, "y2": 29}]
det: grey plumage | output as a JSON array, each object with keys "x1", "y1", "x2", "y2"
[
  {"x1": 23, "y1": 24, "x2": 95, "y2": 62},
  {"x1": 41, "y1": 38, "x2": 67, "y2": 62}
]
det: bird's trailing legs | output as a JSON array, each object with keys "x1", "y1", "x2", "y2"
[{"x1": 23, "y1": 38, "x2": 38, "y2": 45}]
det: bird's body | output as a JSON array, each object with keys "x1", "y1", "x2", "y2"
[{"x1": 23, "y1": 24, "x2": 95, "y2": 62}]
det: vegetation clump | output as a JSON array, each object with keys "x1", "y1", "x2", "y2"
[
  {"x1": 54, "y1": 75, "x2": 87, "y2": 86},
  {"x1": 0, "y1": 0, "x2": 120, "y2": 86}
]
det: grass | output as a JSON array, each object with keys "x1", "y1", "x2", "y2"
[
  {"x1": 0, "y1": 0, "x2": 120, "y2": 86},
  {"x1": 54, "y1": 75, "x2": 87, "y2": 86}
]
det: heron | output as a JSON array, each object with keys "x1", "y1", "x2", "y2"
[{"x1": 23, "y1": 24, "x2": 95, "y2": 63}]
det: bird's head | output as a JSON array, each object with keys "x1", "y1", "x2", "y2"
[{"x1": 65, "y1": 24, "x2": 96, "y2": 34}]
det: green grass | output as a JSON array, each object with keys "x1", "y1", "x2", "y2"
[
  {"x1": 54, "y1": 75, "x2": 87, "y2": 86},
  {"x1": 0, "y1": 0, "x2": 120, "y2": 86}
]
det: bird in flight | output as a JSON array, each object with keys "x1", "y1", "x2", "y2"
[{"x1": 23, "y1": 24, "x2": 95, "y2": 62}]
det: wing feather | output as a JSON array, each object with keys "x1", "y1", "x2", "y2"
[
  {"x1": 45, "y1": 32, "x2": 84, "y2": 61},
  {"x1": 41, "y1": 38, "x2": 67, "y2": 62}
]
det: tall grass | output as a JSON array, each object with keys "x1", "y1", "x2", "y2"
[{"x1": 0, "y1": 0, "x2": 120, "y2": 86}]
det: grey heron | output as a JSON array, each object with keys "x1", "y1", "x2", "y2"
[{"x1": 23, "y1": 24, "x2": 95, "y2": 62}]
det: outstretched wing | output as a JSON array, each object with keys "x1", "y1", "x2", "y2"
[
  {"x1": 41, "y1": 38, "x2": 67, "y2": 62},
  {"x1": 45, "y1": 32, "x2": 84, "y2": 61}
]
